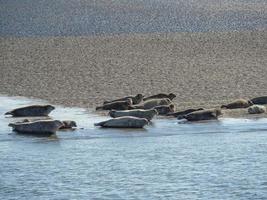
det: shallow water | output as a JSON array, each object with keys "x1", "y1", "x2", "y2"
[
  {"x1": 1, "y1": 95, "x2": 267, "y2": 199},
  {"x1": 1, "y1": 0, "x2": 266, "y2": 36}
]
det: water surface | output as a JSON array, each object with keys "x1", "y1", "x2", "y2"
[
  {"x1": 0, "y1": 95, "x2": 267, "y2": 199},
  {"x1": 1, "y1": 0, "x2": 266, "y2": 36}
]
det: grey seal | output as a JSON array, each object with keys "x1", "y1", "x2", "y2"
[
  {"x1": 221, "y1": 99, "x2": 253, "y2": 109},
  {"x1": 5, "y1": 105, "x2": 55, "y2": 117},
  {"x1": 109, "y1": 109, "x2": 158, "y2": 121},
  {"x1": 183, "y1": 109, "x2": 222, "y2": 121},
  {"x1": 153, "y1": 104, "x2": 175, "y2": 115},
  {"x1": 104, "y1": 94, "x2": 143, "y2": 105},
  {"x1": 8, "y1": 120, "x2": 63, "y2": 135},
  {"x1": 130, "y1": 98, "x2": 172, "y2": 110},
  {"x1": 143, "y1": 93, "x2": 176, "y2": 101},
  {"x1": 94, "y1": 116, "x2": 149, "y2": 128},
  {"x1": 167, "y1": 108, "x2": 204, "y2": 119},
  {"x1": 96, "y1": 99, "x2": 132, "y2": 111},
  {"x1": 248, "y1": 105, "x2": 266, "y2": 114}
]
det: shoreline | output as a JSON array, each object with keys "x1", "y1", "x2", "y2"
[{"x1": 1, "y1": 93, "x2": 267, "y2": 119}]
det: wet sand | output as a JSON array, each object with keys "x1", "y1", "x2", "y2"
[{"x1": 0, "y1": 31, "x2": 267, "y2": 117}]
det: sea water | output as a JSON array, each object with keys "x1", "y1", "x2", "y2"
[{"x1": 0, "y1": 95, "x2": 267, "y2": 199}]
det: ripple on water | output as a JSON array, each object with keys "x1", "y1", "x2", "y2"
[{"x1": 0, "y1": 95, "x2": 267, "y2": 199}]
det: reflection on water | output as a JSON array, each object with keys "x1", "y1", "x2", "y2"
[{"x1": 0, "y1": 95, "x2": 267, "y2": 199}]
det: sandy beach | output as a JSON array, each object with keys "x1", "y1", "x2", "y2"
[{"x1": 1, "y1": 31, "x2": 267, "y2": 114}]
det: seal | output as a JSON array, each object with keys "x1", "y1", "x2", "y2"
[
  {"x1": 248, "y1": 105, "x2": 266, "y2": 114},
  {"x1": 94, "y1": 116, "x2": 149, "y2": 128},
  {"x1": 5, "y1": 105, "x2": 55, "y2": 117},
  {"x1": 130, "y1": 98, "x2": 172, "y2": 110},
  {"x1": 104, "y1": 94, "x2": 143, "y2": 105},
  {"x1": 153, "y1": 104, "x2": 175, "y2": 115},
  {"x1": 183, "y1": 108, "x2": 222, "y2": 121},
  {"x1": 59, "y1": 120, "x2": 77, "y2": 130},
  {"x1": 143, "y1": 93, "x2": 176, "y2": 101},
  {"x1": 250, "y1": 96, "x2": 267, "y2": 105},
  {"x1": 167, "y1": 108, "x2": 204, "y2": 119},
  {"x1": 109, "y1": 109, "x2": 158, "y2": 121},
  {"x1": 96, "y1": 99, "x2": 132, "y2": 111},
  {"x1": 221, "y1": 99, "x2": 253, "y2": 109},
  {"x1": 8, "y1": 120, "x2": 63, "y2": 135}
]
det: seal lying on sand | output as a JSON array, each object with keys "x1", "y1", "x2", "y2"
[
  {"x1": 8, "y1": 120, "x2": 63, "y2": 135},
  {"x1": 5, "y1": 105, "x2": 55, "y2": 117},
  {"x1": 109, "y1": 109, "x2": 158, "y2": 121},
  {"x1": 59, "y1": 120, "x2": 77, "y2": 130},
  {"x1": 153, "y1": 104, "x2": 175, "y2": 115},
  {"x1": 94, "y1": 116, "x2": 148, "y2": 128},
  {"x1": 104, "y1": 94, "x2": 143, "y2": 105},
  {"x1": 167, "y1": 108, "x2": 204, "y2": 119},
  {"x1": 130, "y1": 98, "x2": 172, "y2": 110},
  {"x1": 96, "y1": 99, "x2": 132, "y2": 111},
  {"x1": 250, "y1": 96, "x2": 267, "y2": 105},
  {"x1": 183, "y1": 109, "x2": 222, "y2": 121},
  {"x1": 221, "y1": 99, "x2": 253, "y2": 109},
  {"x1": 248, "y1": 105, "x2": 266, "y2": 114},
  {"x1": 143, "y1": 93, "x2": 176, "y2": 101}
]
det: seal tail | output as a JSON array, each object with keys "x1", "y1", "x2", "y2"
[
  {"x1": 4, "y1": 111, "x2": 12, "y2": 115},
  {"x1": 109, "y1": 110, "x2": 116, "y2": 118},
  {"x1": 221, "y1": 105, "x2": 227, "y2": 109},
  {"x1": 96, "y1": 106, "x2": 103, "y2": 111},
  {"x1": 94, "y1": 121, "x2": 105, "y2": 127},
  {"x1": 8, "y1": 123, "x2": 15, "y2": 128}
]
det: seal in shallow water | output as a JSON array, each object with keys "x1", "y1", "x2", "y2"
[
  {"x1": 8, "y1": 120, "x2": 63, "y2": 135},
  {"x1": 221, "y1": 99, "x2": 253, "y2": 109},
  {"x1": 5, "y1": 105, "x2": 55, "y2": 117},
  {"x1": 130, "y1": 98, "x2": 172, "y2": 110},
  {"x1": 94, "y1": 116, "x2": 149, "y2": 128},
  {"x1": 143, "y1": 93, "x2": 176, "y2": 101},
  {"x1": 109, "y1": 109, "x2": 158, "y2": 121},
  {"x1": 59, "y1": 120, "x2": 77, "y2": 130},
  {"x1": 104, "y1": 94, "x2": 143, "y2": 105},
  {"x1": 183, "y1": 109, "x2": 222, "y2": 121},
  {"x1": 96, "y1": 99, "x2": 132, "y2": 111}
]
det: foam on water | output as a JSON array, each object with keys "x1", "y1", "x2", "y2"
[{"x1": 1, "y1": 95, "x2": 267, "y2": 199}]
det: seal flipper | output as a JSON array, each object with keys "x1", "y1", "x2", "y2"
[
  {"x1": 94, "y1": 121, "x2": 106, "y2": 127},
  {"x1": 96, "y1": 106, "x2": 103, "y2": 111}
]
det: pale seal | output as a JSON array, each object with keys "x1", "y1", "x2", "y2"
[
  {"x1": 221, "y1": 99, "x2": 253, "y2": 109},
  {"x1": 109, "y1": 109, "x2": 158, "y2": 121},
  {"x1": 248, "y1": 105, "x2": 266, "y2": 114},
  {"x1": 8, "y1": 120, "x2": 63, "y2": 135},
  {"x1": 143, "y1": 93, "x2": 176, "y2": 101},
  {"x1": 5, "y1": 105, "x2": 55, "y2": 117},
  {"x1": 183, "y1": 109, "x2": 222, "y2": 121},
  {"x1": 94, "y1": 116, "x2": 148, "y2": 128}
]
